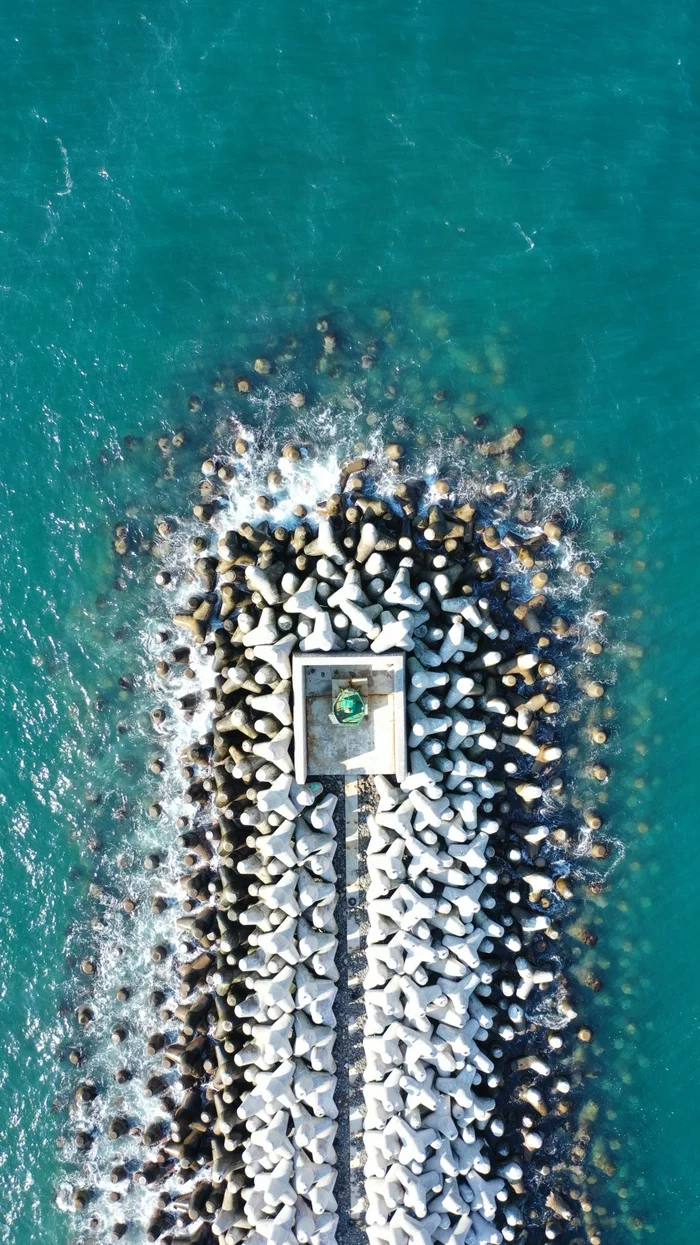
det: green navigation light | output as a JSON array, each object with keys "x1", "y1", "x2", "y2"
[{"x1": 332, "y1": 685, "x2": 366, "y2": 725}]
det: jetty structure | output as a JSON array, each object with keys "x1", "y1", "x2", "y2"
[{"x1": 64, "y1": 386, "x2": 609, "y2": 1245}]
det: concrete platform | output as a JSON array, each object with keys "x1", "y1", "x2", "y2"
[{"x1": 292, "y1": 653, "x2": 407, "y2": 782}]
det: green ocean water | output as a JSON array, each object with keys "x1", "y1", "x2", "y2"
[{"x1": 1, "y1": 0, "x2": 699, "y2": 1241}]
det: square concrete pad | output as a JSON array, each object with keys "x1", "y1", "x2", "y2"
[{"x1": 292, "y1": 653, "x2": 407, "y2": 782}]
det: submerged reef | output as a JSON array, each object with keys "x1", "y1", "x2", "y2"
[{"x1": 59, "y1": 316, "x2": 615, "y2": 1245}]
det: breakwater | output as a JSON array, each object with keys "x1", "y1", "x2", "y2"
[
  {"x1": 2, "y1": 0, "x2": 697, "y2": 1232},
  {"x1": 58, "y1": 321, "x2": 616, "y2": 1245}
]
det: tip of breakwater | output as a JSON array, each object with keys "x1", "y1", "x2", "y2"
[{"x1": 56, "y1": 310, "x2": 617, "y2": 1245}]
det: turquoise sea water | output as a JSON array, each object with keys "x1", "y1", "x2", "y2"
[{"x1": 1, "y1": 1, "x2": 700, "y2": 1241}]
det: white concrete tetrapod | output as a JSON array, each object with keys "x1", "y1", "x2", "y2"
[{"x1": 244, "y1": 607, "x2": 281, "y2": 648}]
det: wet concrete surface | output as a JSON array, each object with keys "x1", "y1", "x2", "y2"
[{"x1": 329, "y1": 773, "x2": 374, "y2": 1245}]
